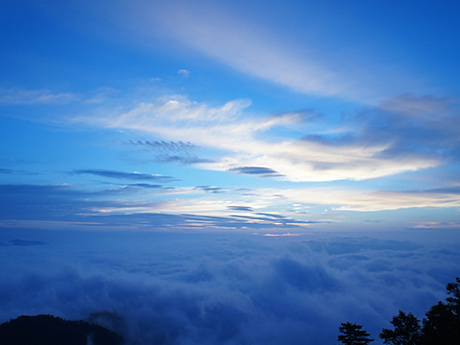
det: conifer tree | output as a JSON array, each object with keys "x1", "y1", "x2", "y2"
[
  {"x1": 420, "y1": 278, "x2": 460, "y2": 345},
  {"x1": 338, "y1": 322, "x2": 374, "y2": 345},
  {"x1": 379, "y1": 310, "x2": 421, "y2": 345}
]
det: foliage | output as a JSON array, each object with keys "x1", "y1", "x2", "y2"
[
  {"x1": 379, "y1": 310, "x2": 421, "y2": 345},
  {"x1": 340, "y1": 277, "x2": 460, "y2": 345},
  {"x1": 446, "y1": 277, "x2": 460, "y2": 316},
  {"x1": 338, "y1": 322, "x2": 374, "y2": 345},
  {"x1": 420, "y1": 277, "x2": 460, "y2": 345},
  {"x1": 380, "y1": 277, "x2": 460, "y2": 345}
]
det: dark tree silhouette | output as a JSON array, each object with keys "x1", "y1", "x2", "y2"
[
  {"x1": 420, "y1": 277, "x2": 460, "y2": 345},
  {"x1": 446, "y1": 277, "x2": 460, "y2": 316},
  {"x1": 0, "y1": 314, "x2": 123, "y2": 345},
  {"x1": 379, "y1": 310, "x2": 421, "y2": 345},
  {"x1": 338, "y1": 322, "x2": 374, "y2": 345}
]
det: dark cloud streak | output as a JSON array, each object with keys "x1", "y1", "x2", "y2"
[
  {"x1": 194, "y1": 186, "x2": 224, "y2": 193},
  {"x1": 227, "y1": 205, "x2": 253, "y2": 212},
  {"x1": 229, "y1": 166, "x2": 283, "y2": 178},
  {"x1": 73, "y1": 169, "x2": 174, "y2": 182}
]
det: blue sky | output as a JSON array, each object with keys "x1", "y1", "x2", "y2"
[{"x1": 1, "y1": 0, "x2": 460, "y2": 232}]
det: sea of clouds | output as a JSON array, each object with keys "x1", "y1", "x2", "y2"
[{"x1": 1, "y1": 229, "x2": 459, "y2": 345}]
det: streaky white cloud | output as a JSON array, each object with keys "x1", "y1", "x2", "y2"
[
  {"x1": 161, "y1": 183, "x2": 459, "y2": 215},
  {"x1": 112, "y1": 0, "x2": 396, "y2": 102},
  {"x1": 112, "y1": 98, "x2": 251, "y2": 125},
  {"x1": 413, "y1": 221, "x2": 460, "y2": 229},
  {"x1": 90, "y1": 189, "x2": 274, "y2": 218},
  {"x1": 78, "y1": 96, "x2": 441, "y2": 182},
  {"x1": 277, "y1": 186, "x2": 460, "y2": 212},
  {"x1": 198, "y1": 140, "x2": 438, "y2": 182},
  {"x1": 0, "y1": 88, "x2": 78, "y2": 105}
]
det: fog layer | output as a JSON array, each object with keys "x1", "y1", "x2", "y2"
[{"x1": 1, "y1": 229, "x2": 459, "y2": 345}]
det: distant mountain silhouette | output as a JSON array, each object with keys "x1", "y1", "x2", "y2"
[{"x1": 0, "y1": 314, "x2": 123, "y2": 345}]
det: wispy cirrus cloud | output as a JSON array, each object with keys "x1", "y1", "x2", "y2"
[
  {"x1": 349, "y1": 94, "x2": 460, "y2": 165},
  {"x1": 0, "y1": 88, "x2": 78, "y2": 105},
  {"x1": 1, "y1": 177, "x2": 459, "y2": 233},
  {"x1": 128, "y1": 140, "x2": 197, "y2": 152},
  {"x1": 94, "y1": 184, "x2": 460, "y2": 215},
  {"x1": 274, "y1": 186, "x2": 460, "y2": 212},
  {"x1": 100, "y1": 0, "x2": 425, "y2": 103},
  {"x1": 379, "y1": 93, "x2": 458, "y2": 118},
  {"x1": 121, "y1": 183, "x2": 165, "y2": 189},
  {"x1": 0, "y1": 168, "x2": 40, "y2": 176},
  {"x1": 127, "y1": 140, "x2": 212, "y2": 165},
  {"x1": 153, "y1": 9, "x2": 346, "y2": 99},
  {"x1": 77, "y1": 96, "x2": 445, "y2": 182},
  {"x1": 413, "y1": 221, "x2": 460, "y2": 229},
  {"x1": 0, "y1": 183, "x2": 315, "y2": 231}
]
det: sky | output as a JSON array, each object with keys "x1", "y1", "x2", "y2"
[
  {"x1": 1, "y1": 0, "x2": 460, "y2": 344},
  {"x1": 1, "y1": 0, "x2": 460, "y2": 233}
]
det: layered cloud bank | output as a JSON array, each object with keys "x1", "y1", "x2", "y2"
[
  {"x1": 1, "y1": 230, "x2": 459, "y2": 345},
  {"x1": 71, "y1": 92, "x2": 459, "y2": 184}
]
